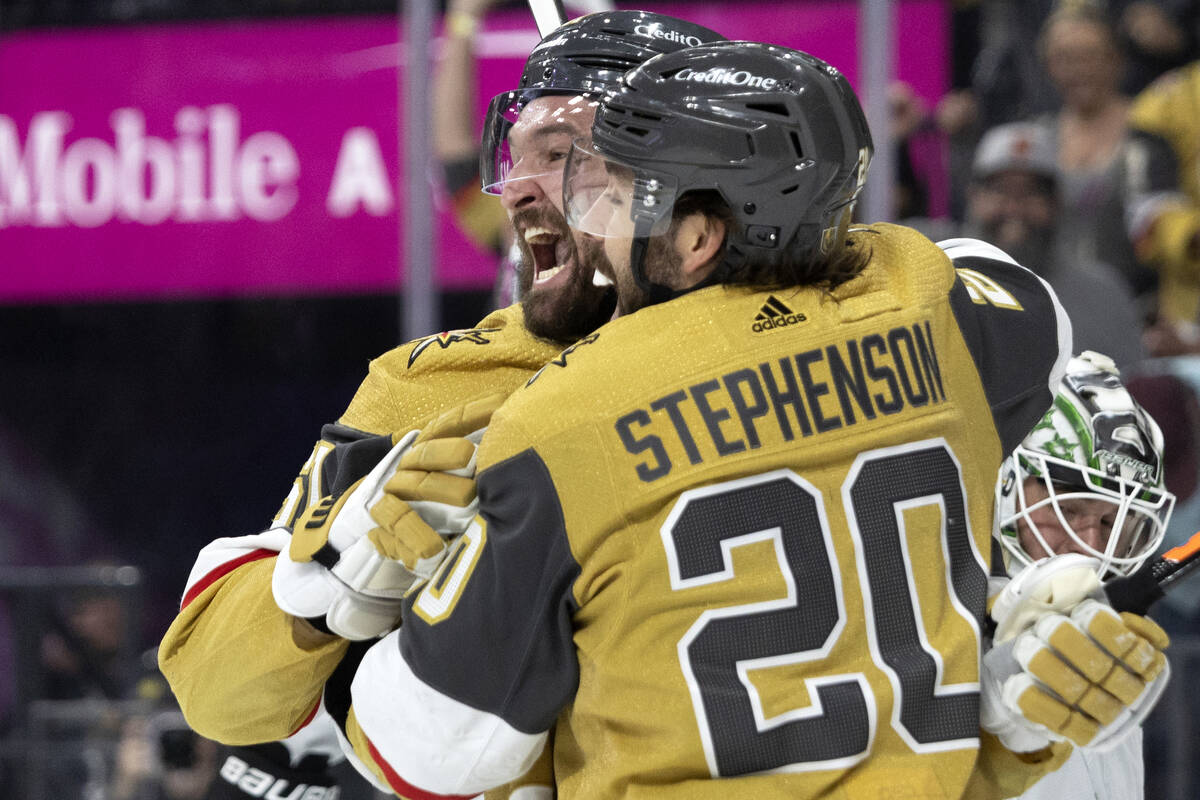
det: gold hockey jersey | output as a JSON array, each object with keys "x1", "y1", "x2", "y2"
[
  {"x1": 158, "y1": 304, "x2": 565, "y2": 788},
  {"x1": 348, "y1": 224, "x2": 1074, "y2": 800}
]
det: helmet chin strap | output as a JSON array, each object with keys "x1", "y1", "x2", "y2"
[
  {"x1": 628, "y1": 217, "x2": 674, "y2": 308},
  {"x1": 627, "y1": 215, "x2": 741, "y2": 308}
]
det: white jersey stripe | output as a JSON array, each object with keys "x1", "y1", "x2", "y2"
[
  {"x1": 936, "y1": 237, "x2": 1020, "y2": 266},
  {"x1": 352, "y1": 629, "x2": 547, "y2": 797},
  {"x1": 179, "y1": 528, "x2": 290, "y2": 608},
  {"x1": 1032, "y1": 267, "x2": 1073, "y2": 395}
]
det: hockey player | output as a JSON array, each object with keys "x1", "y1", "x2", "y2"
[
  {"x1": 156, "y1": 10, "x2": 725, "y2": 798},
  {"x1": 993, "y1": 352, "x2": 1172, "y2": 581},
  {"x1": 981, "y1": 351, "x2": 1175, "y2": 800},
  {"x1": 323, "y1": 41, "x2": 1096, "y2": 798}
]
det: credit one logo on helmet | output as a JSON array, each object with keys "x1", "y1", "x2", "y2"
[
  {"x1": 673, "y1": 67, "x2": 779, "y2": 89},
  {"x1": 633, "y1": 24, "x2": 704, "y2": 47}
]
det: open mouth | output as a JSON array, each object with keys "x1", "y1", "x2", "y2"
[{"x1": 524, "y1": 226, "x2": 571, "y2": 284}]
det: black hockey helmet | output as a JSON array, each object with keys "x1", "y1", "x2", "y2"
[
  {"x1": 480, "y1": 11, "x2": 726, "y2": 194},
  {"x1": 564, "y1": 41, "x2": 873, "y2": 301}
]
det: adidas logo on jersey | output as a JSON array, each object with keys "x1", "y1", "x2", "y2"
[{"x1": 752, "y1": 295, "x2": 806, "y2": 333}]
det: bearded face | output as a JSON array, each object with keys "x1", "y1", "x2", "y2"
[
  {"x1": 510, "y1": 205, "x2": 615, "y2": 341},
  {"x1": 564, "y1": 160, "x2": 683, "y2": 318},
  {"x1": 499, "y1": 95, "x2": 616, "y2": 343},
  {"x1": 966, "y1": 171, "x2": 1058, "y2": 274},
  {"x1": 576, "y1": 229, "x2": 682, "y2": 318}
]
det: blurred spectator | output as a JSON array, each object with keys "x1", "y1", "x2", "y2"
[
  {"x1": 38, "y1": 580, "x2": 138, "y2": 703},
  {"x1": 939, "y1": 0, "x2": 1196, "y2": 221},
  {"x1": 109, "y1": 707, "x2": 352, "y2": 800},
  {"x1": 947, "y1": 0, "x2": 1196, "y2": 131},
  {"x1": 888, "y1": 81, "x2": 942, "y2": 221},
  {"x1": 1028, "y1": 5, "x2": 1180, "y2": 313},
  {"x1": 433, "y1": 0, "x2": 521, "y2": 309},
  {"x1": 9, "y1": 579, "x2": 151, "y2": 799},
  {"x1": 937, "y1": 0, "x2": 1059, "y2": 220},
  {"x1": 1116, "y1": 1, "x2": 1198, "y2": 94},
  {"x1": 1128, "y1": 61, "x2": 1200, "y2": 344},
  {"x1": 951, "y1": 0, "x2": 1057, "y2": 133},
  {"x1": 109, "y1": 711, "x2": 220, "y2": 800},
  {"x1": 963, "y1": 122, "x2": 1146, "y2": 370}
]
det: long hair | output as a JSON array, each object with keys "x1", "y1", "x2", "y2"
[{"x1": 671, "y1": 190, "x2": 871, "y2": 291}]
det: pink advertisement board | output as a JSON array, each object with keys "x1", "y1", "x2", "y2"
[{"x1": 0, "y1": 2, "x2": 947, "y2": 303}]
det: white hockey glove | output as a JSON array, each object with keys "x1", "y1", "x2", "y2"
[
  {"x1": 981, "y1": 554, "x2": 1170, "y2": 752},
  {"x1": 272, "y1": 394, "x2": 504, "y2": 640}
]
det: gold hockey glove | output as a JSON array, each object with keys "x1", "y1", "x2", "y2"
[
  {"x1": 272, "y1": 394, "x2": 505, "y2": 640},
  {"x1": 981, "y1": 554, "x2": 1170, "y2": 752}
]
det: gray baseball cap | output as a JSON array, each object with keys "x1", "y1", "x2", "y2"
[{"x1": 972, "y1": 122, "x2": 1058, "y2": 181}]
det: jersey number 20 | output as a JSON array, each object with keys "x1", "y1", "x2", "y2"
[{"x1": 661, "y1": 439, "x2": 987, "y2": 777}]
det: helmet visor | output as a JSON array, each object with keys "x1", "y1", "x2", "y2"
[
  {"x1": 480, "y1": 89, "x2": 600, "y2": 195},
  {"x1": 563, "y1": 140, "x2": 677, "y2": 239}
]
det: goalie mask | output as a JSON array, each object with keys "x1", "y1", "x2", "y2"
[
  {"x1": 995, "y1": 351, "x2": 1175, "y2": 577},
  {"x1": 563, "y1": 41, "x2": 872, "y2": 303},
  {"x1": 480, "y1": 11, "x2": 726, "y2": 194}
]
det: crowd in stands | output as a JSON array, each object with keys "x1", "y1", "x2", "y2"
[{"x1": 900, "y1": 1, "x2": 1200, "y2": 348}]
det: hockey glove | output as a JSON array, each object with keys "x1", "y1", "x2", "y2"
[
  {"x1": 272, "y1": 394, "x2": 505, "y2": 640},
  {"x1": 981, "y1": 554, "x2": 1170, "y2": 752}
]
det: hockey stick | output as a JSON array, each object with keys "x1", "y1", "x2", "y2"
[
  {"x1": 1105, "y1": 531, "x2": 1200, "y2": 615},
  {"x1": 528, "y1": 0, "x2": 568, "y2": 38}
]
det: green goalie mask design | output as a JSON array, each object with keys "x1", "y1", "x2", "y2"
[{"x1": 994, "y1": 351, "x2": 1175, "y2": 577}]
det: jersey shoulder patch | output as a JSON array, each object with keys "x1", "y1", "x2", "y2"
[
  {"x1": 941, "y1": 238, "x2": 1072, "y2": 452},
  {"x1": 338, "y1": 305, "x2": 561, "y2": 435},
  {"x1": 405, "y1": 326, "x2": 504, "y2": 368}
]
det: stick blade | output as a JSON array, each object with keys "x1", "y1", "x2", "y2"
[{"x1": 529, "y1": 0, "x2": 568, "y2": 38}]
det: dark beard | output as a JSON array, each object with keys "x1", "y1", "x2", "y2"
[
  {"x1": 967, "y1": 219, "x2": 1056, "y2": 276},
  {"x1": 522, "y1": 270, "x2": 616, "y2": 344},
  {"x1": 514, "y1": 216, "x2": 616, "y2": 344},
  {"x1": 997, "y1": 228, "x2": 1056, "y2": 276},
  {"x1": 613, "y1": 235, "x2": 683, "y2": 316}
]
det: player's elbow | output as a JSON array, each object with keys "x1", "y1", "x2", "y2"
[
  {"x1": 167, "y1": 665, "x2": 315, "y2": 746},
  {"x1": 362, "y1": 718, "x2": 548, "y2": 798},
  {"x1": 350, "y1": 631, "x2": 549, "y2": 795}
]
